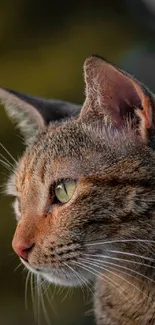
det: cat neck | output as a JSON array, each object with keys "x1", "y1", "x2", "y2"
[{"x1": 95, "y1": 268, "x2": 155, "y2": 325}]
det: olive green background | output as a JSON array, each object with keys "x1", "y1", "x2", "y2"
[{"x1": 0, "y1": 1, "x2": 155, "y2": 324}]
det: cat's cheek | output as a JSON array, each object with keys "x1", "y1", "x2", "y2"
[{"x1": 50, "y1": 205, "x2": 67, "y2": 229}]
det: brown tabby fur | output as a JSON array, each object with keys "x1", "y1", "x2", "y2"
[{"x1": 1, "y1": 56, "x2": 155, "y2": 324}]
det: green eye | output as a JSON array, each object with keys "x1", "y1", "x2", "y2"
[{"x1": 55, "y1": 180, "x2": 76, "y2": 204}]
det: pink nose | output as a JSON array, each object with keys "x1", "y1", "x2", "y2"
[{"x1": 12, "y1": 240, "x2": 34, "y2": 261}]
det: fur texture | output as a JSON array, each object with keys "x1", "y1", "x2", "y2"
[{"x1": 2, "y1": 56, "x2": 155, "y2": 325}]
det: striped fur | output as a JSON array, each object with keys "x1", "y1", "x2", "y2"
[{"x1": 3, "y1": 56, "x2": 155, "y2": 325}]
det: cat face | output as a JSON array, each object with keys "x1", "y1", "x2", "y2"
[{"x1": 2, "y1": 56, "x2": 155, "y2": 287}]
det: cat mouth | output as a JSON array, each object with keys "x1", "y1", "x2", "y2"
[{"x1": 21, "y1": 258, "x2": 41, "y2": 275}]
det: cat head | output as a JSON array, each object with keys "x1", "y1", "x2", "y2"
[{"x1": 2, "y1": 56, "x2": 155, "y2": 286}]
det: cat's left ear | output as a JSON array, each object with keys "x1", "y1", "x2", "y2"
[
  {"x1": 0, "y1": 88, "x2": 81, "y2": 143},
  {"x1": 80, "y1": 56, "x2": 155, "y2": 140}
]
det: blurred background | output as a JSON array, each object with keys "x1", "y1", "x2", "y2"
[{"x1": 1, "y1": 0, "x2": 155, "y2": 324}]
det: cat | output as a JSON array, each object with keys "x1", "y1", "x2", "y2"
[{"x1": 1, "y1": 55, "x2": 155, "y2": 325}]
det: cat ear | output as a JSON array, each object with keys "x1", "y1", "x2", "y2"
[
  {"x1": 0, "y1": 88, "x2": 81, "y2": 143},
  {"x1": 80, "y1": 56, "x2": 154, "y2": 140}
]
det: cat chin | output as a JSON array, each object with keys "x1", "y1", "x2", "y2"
[
  {"x1": 43, "y1": 273, "x2": 84, "y2": 287},
  {"x1": 43, "y1": 269, "x2": 94, "y2": 287},
  {"x1": 21, "y1": 258, "x2": 92, "y2": 287}
]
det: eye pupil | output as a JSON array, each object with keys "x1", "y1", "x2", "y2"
[{"x1": 63, "y1": 182, "x2": 67, "y2": 194}]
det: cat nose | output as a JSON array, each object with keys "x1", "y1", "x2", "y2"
[{"x1": 12, "y1": 239, "x2": 34, "y2": 261}]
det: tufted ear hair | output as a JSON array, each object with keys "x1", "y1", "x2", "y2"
[
  {"x1": 0, "y1": 88, "x2": 81, "y2": 143},
  {"x1": 80, "y1": 56, "x2": 155, "y2": 141}
]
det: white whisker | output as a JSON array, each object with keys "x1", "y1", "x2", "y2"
[
  {"x1": 85, "y1": 239, "x2": 155, "y2": 246},
  {"x1": 36, "y1": 274, "x2": 41, "y2": 325},
  {"x1": 83, "y1": 257, "x2": 143, "y2": 284},
  {"x1": 106, "y1": 250, "x2": 155, "y2": 263},
  {"x1": 30, "y1": 272, "x2": 37, "y2": 322},
  {"x1": 41, "y1": 281, "x2": 58, "y2": 317},
  {"x1": 0, "y1": 142, "x2": 17, "y2": 163},
  {"x1": 84, "y1": 253, "x2": 155, "y2": 269},
  {"x1": 37, "y1": 275, "x2": 51, "y2": 325},
  {"x1": 61, "y1": 287, "x2": 71, "y2": 304},
  {"x1": 81, "y1": 257, "x2": 152, "y2": 302},
  {"x1": 50, "y1": 283, "x2": 57, "y2": 300},
  {"x1": 0, "y1": 159, "x2": 12, "y2": 171},
  {"x1": 14, "y1": 262, "x2": 23, "y2": 272},
  {"x1": 84, "y1": 255, "x2": 155, "y2": 286},
  {"x1": 63, "y1": 261, "x2": 93, "y2": 301},
  {"x1": 39, "y1": 277, "x2": 50, "y2": 296},
  {"x1": 25, "y1": 270, "x2": 31, "y2": 310},
  {"x1": 73, "y1": 260, "x2": 127, "y2": 300},
  {"x1": 0, "y1": 153, "x2": 14, "y2": 168}
]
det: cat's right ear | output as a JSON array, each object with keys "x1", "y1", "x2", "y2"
[{"x1": 0, "y1": 88, "x2": 81, "y2": 143}]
